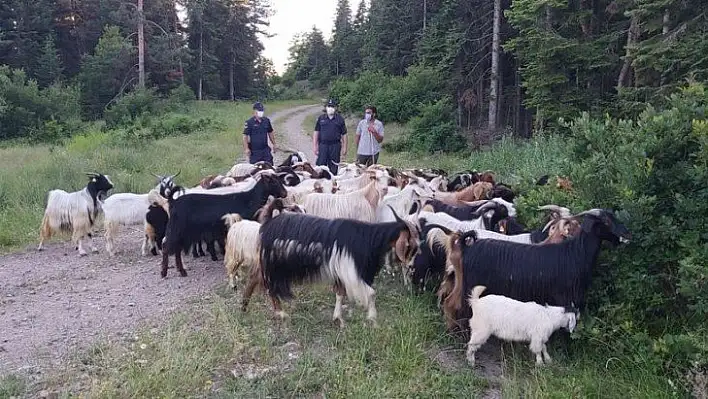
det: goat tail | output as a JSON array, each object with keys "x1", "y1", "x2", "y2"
[
  {"x1": 168, "y1": 185, "x2": 186, "y2": 202},
  {"x1": 222, "y1": 213, "x2": 243, "y2": 228},
  {"x1": 469, "y1": 285, "x2": 487, "y2": 307}
]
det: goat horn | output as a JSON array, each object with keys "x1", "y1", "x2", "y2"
[
  {"x1": 572, "y1": 208, "x2": 604, "y2": 219},
  {"x1": 473, "y1": 201, "x2": 498, "y2": 215},
  {"x1": 460, "y1": 199, "x2": 490, "y2": 208},
  {"x1": 537, "y1": 205, "x2": 572, "y2": 218},
  {"x1": 170, "y1": 170, "x2": 181, "y2": 179}
]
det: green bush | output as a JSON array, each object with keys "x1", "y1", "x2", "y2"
[
  {"x1": 405, "y1": 97, "x2": 466, "y2": 153},
  {"x1": 111, "y1": 112, "x2": 212, "y2": 143},
  {"x1": 104, "y1": 88, "x2": 163, "y2": 128},
  {"x1": 0, "y1": 66, "x2": 83, "y2": 141},
  {"x1": 167, "y1": 84, "x2": 197, "y2": 108},
  {"x1": 508, "y1": 83, "x2": 708, "y2": 388}
]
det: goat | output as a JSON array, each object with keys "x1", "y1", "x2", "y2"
[
  {"x1": 302, "y1": 179, "x2": 381, "y2": 223},
  {"x1": 103, "y1": 175, "x2": 177, "y2": 256},
  {"x1": 161, "y1": 173, "x2": 287, "y2": 278},
  {"x1": 446, "y1": 171, "x2": 479, "y2": 192},
  {"x1": 240, "y1": 199, "x2": 420, "y2": 328},
  {"x1": 37, "y1": 172, "x2": 114, "y2": 256},
  {"x1": 423, "y1": 198, "x2": 516, "y2": 221},
  {"x1": 222, "y1": 203, "x2": 306, "y2": 290},
  {"x1": 142, "y1": 188, "x2": 171, "y2": 256},
  {"x1": 438, "y1": 209, "x2": 631, "y2": 332},
  {"x1": 434, "y1": 182, "x2": 495, "y2": 205},
  {"x1": 465, "y1": 285, "x2": 578, "y2": 366},
  {"x1": 278, "y1": 151, "x2": 307, "y2": 167}
]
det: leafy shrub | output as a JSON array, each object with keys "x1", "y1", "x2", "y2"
[
  {"x1": 0, "y1": 66, "x2": 83, "y2": 141},
  {"x1": 167, "y1": 84, "x2": 196, "y2": 108},
  {"x1": 104, "y1": 88, "x2": 163, "y2": 128},
  {"x1": 405, "y1": 98, "x2": 467, "y2": 153},
  {"x1": 111, "y1": 113, "x2": 211, "y2": 143},
  {"x1": 509, "y1": 83, "x2": 708, "y2": 388}
]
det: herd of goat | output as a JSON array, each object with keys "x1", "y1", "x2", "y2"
[{"x1": 35, "y1": 151, "x2": 632, "y2": 367}]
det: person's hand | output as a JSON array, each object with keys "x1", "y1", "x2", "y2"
[
  {"x1": 245, "y1": 149, "x2": 251, "y2": 157},
  {"x1": 368, "y1": 125, "x2": 377, "y2": 134},
  {"x1": 341, "y1": 148, "x2": 347, "y2": 157},
  {"x1": 314, "y1": 146, "x2": 319, "y2": 156}
]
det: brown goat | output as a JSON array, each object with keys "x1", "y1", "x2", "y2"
[{"x1": 435, "y1": 182, "x2": 493, "y2": 205}]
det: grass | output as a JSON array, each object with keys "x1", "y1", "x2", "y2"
[{"x1": 0, "y1": 102, "x2": 681, "y2": 398}]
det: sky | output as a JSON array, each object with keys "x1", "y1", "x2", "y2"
[{"x1": 261, "y1": 0, "x2": 364, "y2": 75}]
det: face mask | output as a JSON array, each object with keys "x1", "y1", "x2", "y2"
[
  {"x1": 326, "y1": 107, "x2": 335, "y2": 116},
  {"x1": 364, "y1": 113, "x2": 372, "y2": 121},
  {"x1": 256, "y1": 111, "x2": 264, "y2": 118}
]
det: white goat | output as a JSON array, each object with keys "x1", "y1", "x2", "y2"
[
  {"x1": 222, "y1": 213, "x2": 262, "y2": 289},
  {"x1": 303, "y1": 180, "x2": 381, "y2": 222},
  {"x1": 38, "y1": 172, "x2": 114, "y2": 256},
  {"x1": 465, "y1": 285, "x2": 578, "y2": 366}
]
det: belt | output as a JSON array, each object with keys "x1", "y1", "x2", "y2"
[{"x1": 319, "y1": 140, "x2": 340, "y2": 145}]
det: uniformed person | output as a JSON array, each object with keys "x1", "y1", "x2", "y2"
[
  {"x1": 313, "y1": 98, "x2": 347, "y2": 175},
  {"x1": 243, "y1": 101, "x2": 276, "y2": 164}
]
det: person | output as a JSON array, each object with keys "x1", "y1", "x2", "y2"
[
  {"x1": 243, "y1": 101, "x2": 276, "y2": 164},
  {"x1": 313, "y1": 98, "x2": 347, "y2": 175},
  {"x1": 355, "y1": 105, "x2": 384, "y2": 166}
]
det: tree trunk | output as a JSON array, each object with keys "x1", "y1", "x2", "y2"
[
  {"x1": 137, "y1": 0, "x2": 145, "y2": 89},
  {"x1": 488, "y1": 0, "x2": 501, "y2": 131},
  {"x1": 617, "y1": 14, "x2": 640, "y2": 90},
  {"x1": 662, "y1": 9, "x2": 670, "y2": 34},
  {"x1": 198, "y1": 23, "x2": 203, "y2": 100},
  {"x1": 229, "y1": 52, "x2": 235, "y2": 101},
  {"x1": 423, "y1": 0, "x2": 427, "y2": 30}
]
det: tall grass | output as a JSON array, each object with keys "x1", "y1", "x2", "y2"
[{"x1": 0, "y1": 100, "x2": 307, "y2": 253}]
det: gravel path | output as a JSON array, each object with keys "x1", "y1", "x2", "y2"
[{"x1": 0, "y1": 104, "x2": 320, "y2": 377}]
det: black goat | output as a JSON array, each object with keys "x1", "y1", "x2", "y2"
[
  {"x1": 439, "y1": 209, "x2": 631, "y2": 332},
  {"x1": 241, "y1": 199, "x2": 420, "y2": 328},
  {"x1": 161, "y1": 173, "x2": 287, "y2": 278}
]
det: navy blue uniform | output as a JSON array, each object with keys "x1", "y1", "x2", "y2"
[
  {"x1": 315, "y1": 113, "x2": 347, "y2": 175},
  {"x1": 243, "y1": 116, "x2": 274, "y2": 164}
]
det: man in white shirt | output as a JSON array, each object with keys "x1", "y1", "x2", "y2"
[{"x1": 355, "y1": 105, "x2": 384, "y2": 166}]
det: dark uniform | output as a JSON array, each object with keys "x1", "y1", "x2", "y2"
[
  {"x1": 315, "y1": 113, "x2": 347, "y2": 175},
  {"x1": 243, "y1": 116, "x2": 274, "y2": 164}
]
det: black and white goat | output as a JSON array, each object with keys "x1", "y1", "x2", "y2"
[
  {"x1": 240, "y1": 199, "x2": 421, "y2": 328},
  {"x1": 37, "y1": 172, "x2": 114, "y2": 256},
  {"x1": 438, "y1": 208, "x2": 631, "y2": 332},
  {"x1": 161, "y1": 173, "x2": 287, "y2": 278}
]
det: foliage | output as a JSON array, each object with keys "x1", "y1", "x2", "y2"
[
  {"x1": 0, "y1": 66, "x2": 82, "y2": 142},
  {"x1": 77, "y1": 25, "x2": 135, "y2": 119},
  {"x1": 104, "y1": 88, "x2": 163, "y2": 128},
  {"x1": 405, "y1": 97, "x2": 466, "y2": 153}
]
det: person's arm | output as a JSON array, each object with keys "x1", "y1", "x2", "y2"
[
  {"x1": 313, "y1": 117, "x2": 320, "y2": 155},
  {"x1": 341, "y1": 118, "x2": 348, "y2": 156},
  {"x1": 355, "y1": 121, "x2": 362, "y2": 149},
  {"x1": 267, "y1": 119, "x2": 276, "y2": 151},
  {"x1": 242, "y1": 121, "x2": 251, "y2": 156}
]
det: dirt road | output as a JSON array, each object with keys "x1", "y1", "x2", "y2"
[{"x1": 0, "y1": 104, "x2": 320, "y2": 376}]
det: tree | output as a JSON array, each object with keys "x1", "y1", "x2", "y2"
[
  {"x1": 78, "y1": 25, "x2": 135, "y2": 117},
  {"x1": 35, "y1": 35, "x2": 64, "y2": 87},
  {"x1": 330, "y1": 0, "x2": 353, "y2": 77}
]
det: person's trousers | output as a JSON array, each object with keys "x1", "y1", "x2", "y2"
[
  {"x1": 316, "y1": 143, "x2": 342, "y2": 175},
  {"x1": 249, "y1": 148, "x2": 273, "y2": 165},
  {"x1": 356, "y1": 153, "x2": 379, "y2": 167}
]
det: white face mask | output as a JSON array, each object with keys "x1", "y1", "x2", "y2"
[
  {"x1": 364, "y1": 113, "x2": 372, "y2": 121},
  {"x1": 256, "y1": 111, "x2": 264, "y2": 118},
  {"x1": 326, "y1": 107, "x2": 335, "y2": 116}
]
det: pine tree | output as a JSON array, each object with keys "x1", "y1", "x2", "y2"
[
  {"x1": 35, "y1": 35, "x2": 64, "y2": 87},
  {"x1": 330, "y1": 0, "x2": 353, "y2": 77}
]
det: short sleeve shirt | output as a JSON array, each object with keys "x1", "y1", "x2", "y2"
[
  {"x1": 243, "y1": 116, "x2": 273, "y2": 150},
  {"x1": 356, "y1": 119, "x2": 384, "y2": 156},
  {"x1": 315, "y1": 113, "x2": 347, "y2": 143}
]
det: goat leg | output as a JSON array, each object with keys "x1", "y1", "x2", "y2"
[
  {"x1": 161, "y1": 250, "x2": 169, "y2": 278},
  {"x1": 175, "y1": 251, "x2": 187, "y2": 277},
  {"x1": 206, "y1": 240, "x2": 218, "y2": 261}
]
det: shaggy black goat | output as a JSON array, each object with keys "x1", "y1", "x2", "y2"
[
  {"x1": 439, "y1": 208, "x2": 631, "y2": 332},
  {"x1": 446, "y1": 171, "x2": 480, "y2": 192},
  {"x1": 161, "y1": 173, "x2": 287, "y2": 278},
  {"x1": 241, "y1": 199, "x2": 420, "y2": 328}
]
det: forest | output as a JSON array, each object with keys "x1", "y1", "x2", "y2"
[{"x1": 0, "y1": 0, "x2": 707, "y2": 397}]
